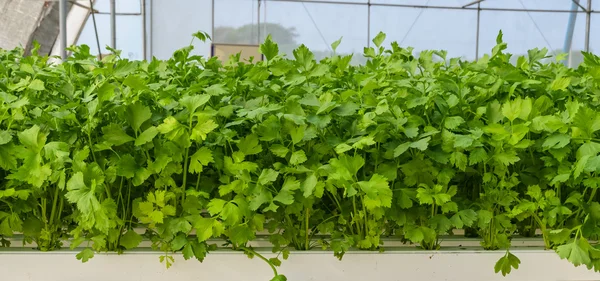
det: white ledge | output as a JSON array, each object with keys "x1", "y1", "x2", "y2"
[{"x1": 0, "y1": 248, "x2": 598, "y2": 281}]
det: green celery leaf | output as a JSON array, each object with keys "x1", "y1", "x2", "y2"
[
  {"x1": 28, "y1": 79, "x2": 45, "y2": 91},
  {"x1": 542, "y1": 134, "x2": 571, "y2": 150},
  {"x1": 125, "y1": 103, "x2": 152, "y2": 132},
  {"x1": 444, "y1": 116, "x2": 465, "y2": 130},
  {"x1": 135, "y1": 126, "x2": 158, "y2": 146},
  {"x1": 494, "y1": 252, "x2": 521, "y2": 276},
  {"x1": 237, "y1": 134, "x2": 263, "y2": 155},
  {"x1": 120, "y1": 230, "x2": 143, "y2": 250},
  {"x1": 189, "y1": 147, "x2": 214, "y2": 174},
  {"x1": 290, "y1": 150, "x2": 307, "y2": 165},
  {"x1": 556, "y1": 240, "x2": 591, "y2": 267},
  {"x1": 191, "y1": 119, "x2": 219, "y2": 141},
  {"x1": 260, "y1": 35, "x2": 279, "y2": 60},
  {"x1": 357, "y1": 174, "x2": 392, "y2": 210},
  {"x1": 76, "y1": 248, "x2": 95, "y2": 263},
  {"x1": 0, "y1": 131, "x2": 12, "y2": 145},
  {"x1": 258, "y1": 169, "x2": 279, "y2": 185},
  {"x1": 270, "y1": 144, "x2": 289, "y2": 158},
  {"x1": 101, "y1": 124, "x2": 135, "y2": 146},
  {"x1": 180, "y1": 95, "x2": 211, "y2": 114}
]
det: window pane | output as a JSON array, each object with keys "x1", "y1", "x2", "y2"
[
  {"x1": 94, "y1": 0, "x2": 141, "y2": 14},
  {"x1": 214, "y1": 0, "x2": 260, "y2": 45},
  {"x1": 77, "y1": 14, "x2": 143, "y2": 60},
  {"x1": 370, "y1": 7, "x2": 477, "y2": 60},
  {"x1": 264, "y1": 1, "x2": 368, "y2": 62},
  {"x1": 479, "y1": 10, "x2": 587, "y2": 66}
]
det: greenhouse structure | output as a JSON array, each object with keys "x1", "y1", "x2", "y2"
[{"x1": 1, "y1": 1, "x2": 600, "y2": 281}]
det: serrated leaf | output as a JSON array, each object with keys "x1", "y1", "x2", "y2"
[
  {"x1": 120, "y1": 230, "x2": 143, "y2": 249},
  {"x1": 502, "y1": 98, "x2": 526, "y2": 122},
  {"x1": 302, "y1": 174, "x2": 318, "y2": 198},
  {"x1": 410, "y1": 137, "x2": 430, "y2": 151},
  {"x1": 542, "y1": 134, "x2": 570, "y2": 150},
  {"x1": 258, "y1": 169, "x2": 279, "y2": 185},
  {"x1": 335, "y1": 143, "x2": 353, "y2": 154},
  {"x1": 454, "y1": 134, "x2": 473, "y2": 148},
  {"x1": 494, "y1": 252, "x2": 520, "y2": 276},
  {"x1": 270, "y1": 144, "x2": 289, "y2": 158},
  {"x1": 28, "y1": 79, "x2": 45, "y2": 91},
  {"x1": 494, "y1": 151, "x2": 520, "y2": 166},
  {"x1": 180, "y1": 95, "x2": 210, "y2": 114},
  {"x1": 372, "y1": 31, "x2": 386, "y2": 48},
  {"x1": 123, "y1": 75, "x2": 147, "y2": 91},
  {"x1": 444, "y1": 116, "x2": 464, "y2": 130},
  {"x1": 551, "y1": 77, "x2": 571, "y2": 91},
  {"x1": 101, "y1": 124, "x2": 134, "y2": 146},
  {"x1": 290, "y1": 150, "x2": 307, "y2": 165},
  {"x1": 260, "y1": 35, "x2": 279, "y2": 61},
  {"x1": 393, "y1": 142, "x2": 411, "y2": 157},
  {"x1": 191, "y1": 119, "x2": 218, "y2": 141},
  {"x1": 556, "y1": 240, "x2": 591, "y2": 266},
  {"x1": 76, "y1": 248, "x2": 95, "y2": 263},
  {"x1": 189, "y1": 147, "x2": 214, "y2": 174},
  {"x1": 289, "y1": 125, "x2": 305, "y2": 145},
  {"x1": 0, "y1": 131, "x2": 12, "y2": 145},
  {"x1": 450, "y1": 209, "x2": 477, "y2": 229},
  {"x1": 357, "y1": 174, "x2": 392, "y2": 210},
  {"x1": 135, "y1": 126, "x2": 158, "y2": 146},
  {"x1": 126, "y1": 103, "x2": 152, "y2": 132},
  {"x1": 237, "y1": 134, "x2": 262, "y2": 155},
  {"x1": 469, "y1": 148, "x2": 488, "y2": 165}
]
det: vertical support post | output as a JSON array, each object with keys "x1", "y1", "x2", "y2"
[
  {"x1": 257, "y1": 0, "x2": 261, "y2": 44},
  {"x1": 585, "y1": 0, "x2": 591, "y2": 51},
  {"x1": 211, "y1": 0, "x2": 215, "y2": 40},
  {"x1": 367, "y1": 0, "x2": 371, "y2": 48},
  {"x1": 263, "y1": 0, "x2": 267, "y2": 42},
  {"x1": 148, "y1": 0, "x2": 153, "y2": 60},
  {"x1": 59, "y1": 0, "x2": 68, "y2": 60},
  {"x1": 110, "y1": 0, "x2": 117, "y2": 49},
  {"x1": 475, "y1": 2, "x2": 481, "y2": 60},
  {"x1": 142, "y1": 0, "x2": 147, "y2": 60}
]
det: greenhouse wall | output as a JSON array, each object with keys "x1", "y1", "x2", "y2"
[{"x1": 73, "y1": 0, "x2": 600, "y2": 66}]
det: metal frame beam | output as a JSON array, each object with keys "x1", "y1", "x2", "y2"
[
  {"x1": 263, "y1": 0, "x2": 600, "y2": 13},
  {"x1": 59, "y1": 0, "x2": 67, "y2": 60},
  {"x1": 463, "y1": 0, "x2": 485, "y2": 9}
]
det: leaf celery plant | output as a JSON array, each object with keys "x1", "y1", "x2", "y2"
[{"x1": 0, "y1": 30, "x2": 600, "y2": 280}]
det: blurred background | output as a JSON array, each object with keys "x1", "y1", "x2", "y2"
[{"x1": 0, "y1": 0, "x2": 598, "y2": 66}]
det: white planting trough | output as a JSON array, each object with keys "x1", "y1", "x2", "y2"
[{"x1": 1, "y1": 246, "x2": 599, "y2": 281}]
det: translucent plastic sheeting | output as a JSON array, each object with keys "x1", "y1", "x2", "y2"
[
  {"x1": 76, "y1": 14, "x2": 144, "y2": 60},
  {"x1": 370, "y1": 0, "x2": 469, "y2": 7},
  {"x1": 149, "y1": 0, "x2": 212, "y2": 59},
  {"x1": 264, "y1": 1, "x2": 369, "y2": 61},
  {"x1": 370, "y1": 6, "x2": 477, "y2": 60},
  {"x1": 479, "y1": 0, "x2": 589, "y2": 11},
  {"x1": 592, "y1": 15, "x2": 600, "y2": 53},
  {"x1": 93, "y1": 0, "x2": 142, "y2": 14},
  {"x1": 214, "y1": 0, "x2": 261, "y2": 45},
  {"x1": 478, "y1": 10, "x2": 587, "y2": 65}
]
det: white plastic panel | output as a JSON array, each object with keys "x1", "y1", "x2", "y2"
[{"x1": 0, "y1": 249, "x2": 598, "y2": 281}]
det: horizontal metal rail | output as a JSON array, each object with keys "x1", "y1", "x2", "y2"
[{"x1": 264, "y1": 0, "x2": 599, "y2": 13}]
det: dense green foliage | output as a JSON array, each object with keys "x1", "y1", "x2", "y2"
[{"x1": 1, "y1": 31, "x2": 600, "y2": 280}]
